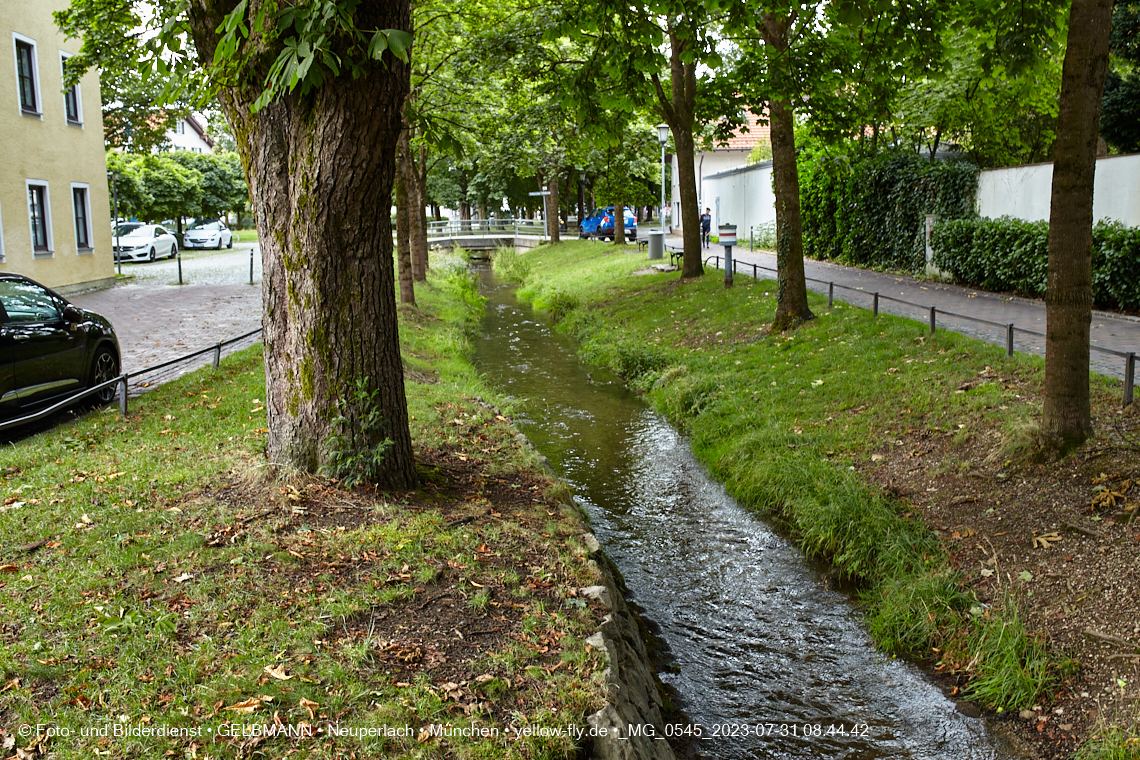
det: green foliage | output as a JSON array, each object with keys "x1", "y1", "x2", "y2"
[
  {"x1": 168, "y1": 151, "x2": 249, "y2": 220},
  {"x1": 800, "y1": 150, "x2": 979, "y2": 271},
  {"x1": 322, "y1": 379, "x2": 395, "y2": 489},
  {"x1": 493, "y1": 248, "x2": 532, "y2": 284},
  {"x1": 962, "y1": 600, "x2": 1075, "y2": 710},
  {"x1": 1075, "y1": 727, "x2": 1140, "y2": 760},
  {"x1": 866, "y1": 569, "x2": 971, "y2": 655},
  {"x1": 932, "y1": 217, "x2": 1140, "y2": 310},
  {"x1": 1101, "y1": 71, "x2": 1140, "y2": 153},
  {"x1": 751, "y1": 221, "x2": 776, "y2": 250}
]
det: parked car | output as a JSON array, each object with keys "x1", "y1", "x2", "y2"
[
  {"x1": 0, "y1": 274, "x2": 120, "y2": 421},
  {"x1": 183, "y1": 220, "x2": 234, "y2": 250},
  {"x1": 579, "y1": 206, "x2": 637, "y2": 241},
  {"x1": 114, "y1": 224, "x2": 178, "y2": 262}
]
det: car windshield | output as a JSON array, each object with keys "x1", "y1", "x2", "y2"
[
  {"x1": 114, "y1": 223, "x2": 143, "y2": 236},
  {"x1": 190, "y1": 221, "x2": 222, "y2": 231},
  {"x1": 121, "y1": 226, "x2": 153, "y2": 238},
  {"x1": 588, "y1": 208, "x2": 606, "y2": 219}
]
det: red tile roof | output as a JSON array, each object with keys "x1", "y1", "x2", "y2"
[{"x1": 717, "y1": 111, "x2": 770, "y2": 150}]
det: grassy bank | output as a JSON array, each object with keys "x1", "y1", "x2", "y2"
[
  {"x1": 499, "y1": 242, "x2": 1120, "y2": 717},
  {"x1": 0, "y1": 253, "x2": 610, "y2": 759}
]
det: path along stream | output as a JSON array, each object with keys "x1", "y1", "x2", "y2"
[{"x1": 473, "y1": 270, "x2": 1026, "y2": 759}]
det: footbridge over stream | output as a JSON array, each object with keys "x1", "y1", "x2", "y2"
[{"x1": 425, "y1": 219, "x2": 553, "y2": 252}]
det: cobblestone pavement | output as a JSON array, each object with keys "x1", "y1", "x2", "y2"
[
  {"x1": 70, "y1": 245, "x2": 263, "y2": 375},
  {"x1": 668, "y1": 237, "x2": 1139, "y2": 382}
]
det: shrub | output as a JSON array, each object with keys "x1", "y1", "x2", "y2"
[
  {"x1": 800, "y1": 150, "x2": 979, "y2": 271},
  {"x1": 932, "y1": 217, "x2": 1140, "y2": 310}
]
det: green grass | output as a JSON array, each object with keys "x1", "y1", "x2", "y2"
[
  {"x1": 505, "y1": 239, "x2": 1118, "y2": 712},
  {"x1": 1075, "y1": 727, "x2": 1140, "y2": 760},
  {"x1": 0, "y1": 250, "x2": 608, "y2": 759}
]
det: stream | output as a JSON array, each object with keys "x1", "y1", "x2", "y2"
[{"x1": 472, "y1": 269, "x2": 1023, "y2": 759}]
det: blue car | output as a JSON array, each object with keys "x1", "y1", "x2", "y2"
[{"x1": 579, "y1": 206, "x2": 637, "y2": 241}]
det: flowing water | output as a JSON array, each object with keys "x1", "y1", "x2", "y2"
[{"x1": 473, "y1": 269, "x2": 1023, "y2": 759}]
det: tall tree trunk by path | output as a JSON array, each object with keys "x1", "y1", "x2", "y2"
[
  {"x1": 760, "y1": 10, "x2": 812, "y2": 332},
  {"x1": 614, "y1": 200, "x2": 626, "y2": 244},
  {"x1": 187, "y1": 1, "x2": 417, "y2": 489},
  {"x1": 768, "y1": 97, "x2": 813, "y2": 330},
  {"x1": 396, "y1": 127, "x2": 415, "y2": 306},
  {"x1": 1043, "y1": 0, "x2": 1114, "y2": 449},
  {"x1": 651, "y1": 22, "x2": 702, "y2": 277},
  {"x1": 547, "y1": 172, "x2": 561, "y2": 244},
  {"x1": 409, "y1": 140, "x2": 427, "y2": 282}
]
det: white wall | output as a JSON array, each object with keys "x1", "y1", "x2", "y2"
[
  {"x1": 700, "y1": 162, "x2": 775, "y2": 238},
  {"x1": 977, "y1": 153, "x2": 1140, "y2": 227},
  {"x1": 670, "y1": 149, "x2": 752, "y2": 230}
]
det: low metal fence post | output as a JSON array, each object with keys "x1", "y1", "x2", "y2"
[
  {"x1": 929, "y1": 306, "x2": 936, "y2": 335},
  {"x1": 1125, "y1": 352, "x2": 1135, "y2": 407},
  {"x1": 118, "y1": 374, "x2": 128, "y2": 417},
  {"x1": 249, "y1": 248, "x2": 254, "y2": 285},
  {"x1": 213, "y1": 342, "x2": 222, "y2": 371},
  {"x1": 828, "y1": 282, "x2": 833, "y2": 308},
  {"x1": 1006, "y1": 324, "x2": 1015, "y2": 357},
  {"x1": 177, "y1": 249, "x2": 183, "y2": 285},
  {"x1": 752, "y1": 263, "x2": 757, "y2": 279},
  {"x1": 872, "y1": 292, "x2": 879, "y2": 317}
]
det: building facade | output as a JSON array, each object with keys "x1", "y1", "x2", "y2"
[
  {"x1": 165, "y1": 114, "x2": 214, "y2": 154},
  {"x1": 1, "y1": 0, "x2": 114, "y2": 294}
]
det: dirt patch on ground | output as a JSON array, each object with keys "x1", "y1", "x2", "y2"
[{"x1": 861, "y1": 376, "x2": 1140, "y2": 759}]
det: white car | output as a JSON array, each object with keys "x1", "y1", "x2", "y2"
[
  {"x1": 114, "y1": 224, "x2": 178, "y2": 262},
  {"x1": 183, "y1": 220, "x2": 234, "y2": 250}
]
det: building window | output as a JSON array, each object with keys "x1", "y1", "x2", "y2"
[
  {"x1": 72, "y1": 184, "x2": 91, "y2": 250},
  {"x1": 14, "y1": 36, "x2": 40, "y2": 115},
  {"x1": 61, "y1": 53, "x2": 81, "y2": 124},
  {"x1": 26, "y1": 181, "x2": 51, "y2": 254},
  {"x1": 175, "y1": 120, "x2": 185, "y2": 134}
]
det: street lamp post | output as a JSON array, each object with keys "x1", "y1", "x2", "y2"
[{"x1": 656, "y1": 124, "x2": 669, "y2": 237}]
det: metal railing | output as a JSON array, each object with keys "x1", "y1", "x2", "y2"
[
  {"x1": 0, "y1": 326, "x2": 264, "y2": 433},
  {"x1": 425, "y1": 218, "x2": 549, "y2": 238},
  {"x1": 704, "y1": 255, "x2": 1137, "y2": 407}
]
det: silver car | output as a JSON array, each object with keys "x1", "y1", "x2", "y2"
[
  {"x1": 183, "y1": 220, "x2": 234, "y2": 250},
  {"x1": 113, "y1": 224, "x2": 178, "y2": 262}
]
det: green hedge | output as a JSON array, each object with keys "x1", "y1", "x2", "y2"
[
  {"x1": 800, "y1": 150, "x2": 979, "y2": 271},
  {"x1": 932, "y1": 217, "x2": 1140, "y2": 311}
]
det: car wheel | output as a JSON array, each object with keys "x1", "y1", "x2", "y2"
[
  {"x1": 90, "y1": 348, "x2": 119, "y2": 404},
  {"x1": 227, "y1": 236, "x2": 233, "y2": 249},
  {"x1": 170, "y1": 243, "x2": 178, "y2": 259},
  {"x1": 149, "y1": 247, "x2": 156, "y2": 262}
]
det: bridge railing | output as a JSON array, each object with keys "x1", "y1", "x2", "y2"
[{"x1": 425, "y1": 218, "x2": 549, "y2": 238}]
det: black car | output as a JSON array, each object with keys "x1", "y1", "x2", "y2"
[{"x1": 0, "y1": 274, "x2": 120, "y2": 421}]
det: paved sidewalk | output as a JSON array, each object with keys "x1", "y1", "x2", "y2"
[
  {"x1": 70, "y1": 247, "x2": 263, "y2": 376},
  {"x1": 666, "y1": 236, "x2": 1138, "y2": 380}
]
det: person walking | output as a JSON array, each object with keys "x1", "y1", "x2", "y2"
[{"x1": 700, "y1": 208, "x2": 712, "y2": 248}]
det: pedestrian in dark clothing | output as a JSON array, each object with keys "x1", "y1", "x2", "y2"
[{"x1": 700, "y1": 208, "x2": 712, "y2": 248}]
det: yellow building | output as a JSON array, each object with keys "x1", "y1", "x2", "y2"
[{"x1": 1, "y1": 0, "x2": 114, "y2": 294}]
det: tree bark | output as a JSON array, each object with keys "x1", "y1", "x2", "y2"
[
  {"x1": 396, "y1": 126, "x2": 416, "y2": 306},
  {"x1": 409, "y1": 138, "x2": 427, "y2": 282},
  {"x1": 760, "y1": 10, "x2": 812, "y2": 331},
  {"x1": 614, "y1": 200, "x2": 626, "y2": 244},
  {"x1": 652, "y1": 22, "x2": 702, "y2": 277},
  {"x1": 547, "y1": 172, "x2": 561, "y2": 244},
  {"x1": 1042, "y1": 0, "x2": 1114, "y2": 449},
  {"x1": 186, "y1": 0, "x2": 417, "y2": 489}
]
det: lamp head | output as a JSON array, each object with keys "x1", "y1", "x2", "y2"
[{"x1": 656, "y1": 123, "x2": 670, "y2": 145}]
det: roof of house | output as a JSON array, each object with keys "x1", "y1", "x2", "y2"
[
  {"x1": 184, "y1": 115, "x2": 215, "y2": 148},
  {"x1": 714, "y1": 111, "x2": 770, "y2": 151}
]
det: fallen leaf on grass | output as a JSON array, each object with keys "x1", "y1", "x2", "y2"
[
  {"x1": 1018, "y1": 570, "x2": 1034, "y2": 582},
  {"x1": 299, "y1": 697, "x2": 319, "y2": 719},
  {"x1": 173, "y1": 573, "x2": 194, "y2": 583},
  {"x1": 1033, "y1": 532, "x2": 1062, "y2": 549},
  {"x1": 0, "y1": 564, "x2": 18, "y2": 573},
  {"x1": 223, "y1": 695, "x2": 274, "y2": 713},
  {"x1": 264, "y1": 665, "x2": 294, "y2": 681}
]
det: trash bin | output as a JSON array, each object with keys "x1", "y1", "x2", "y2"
[{"x1": 648, "y1": 231, "x2": 664, "y2": 260}]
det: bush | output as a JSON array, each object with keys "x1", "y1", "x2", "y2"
[
  {"x1": 932, "y1": 217, "x2": 1140, "y2": 310},
  {"x1": 800, "y1": 150, "x2": 979, "y2": 271}
]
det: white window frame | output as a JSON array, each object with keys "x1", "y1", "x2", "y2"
[
  {"x1": 59, "y1": 51, "x2": 82, "y2": 126},
  {"x1": 25, "y1": 179, "x2": 53, "y2": 257},
  {"x1": 70, "y1": 182, "x2": 92, "y2": 253},
  {"x1": 12, "y1": 32, "x2": 42, "y2": 118}
]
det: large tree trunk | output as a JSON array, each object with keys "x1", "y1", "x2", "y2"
[
  {"x1": 187, "y1": 0, "x2": 417, "y2": 489},
  {"x1": 769, "y1": 97, "x2": 813, "y2": 330},
  {"x1": 760, "y1": 11, "x2": 813, "y2": 332},
  {"x1": 396, "y1": 127, "x2": 416, "y2": 306},
  {"x1": 1042, "y1": 0, "x2": 1114, "y2": 449},
  {"x1": 409, "y1": 139, "x2": 428, "y2": 282},
  {"x1": 652, "y1": 22, "x2": 702, "y2": 277},
  {"x1": 614, "y1": 199, "x2": 626, "y2": 244},
  {"x1": 547, "y1": 172, "x2": 561, "y2": 244}
]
